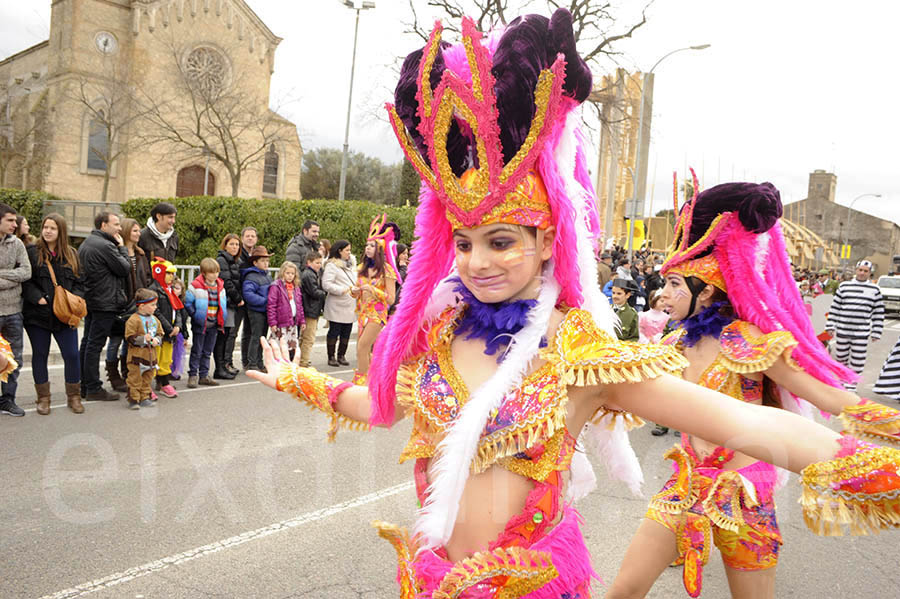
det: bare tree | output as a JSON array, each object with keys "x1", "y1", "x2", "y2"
[
  {"x1": 138, "y1": 43, "x2": 293, "y2": 197},
  {"x1": 65, "y1": 58, "x2": 147, "y2": 203}
]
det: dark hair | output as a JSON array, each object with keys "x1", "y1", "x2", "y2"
[
  {"x1": 94, "y1": 211, "x2": 116, "y2": 229},
  {"x1": 37, "y1": 213, "x2": 79, "y2": 277},
  {"x1": 686, "y1": 182, "x2": 782, "y2": 249},
  {"x1": 150, "y1": 202, "x2": 177, "y2": 221},
  {"x1": 360, "y1": 239, "x2": 386, "y2": 278},
  {"x1": 396, "y1": 243, "x2": 408, "y2": 256},
  {"x1": 329, "y1": 239, "x2": 350, "y2": 260},
  {"x1": 134, "y1": 288, "x2": 157, "y2": 303},
  {"x1": 305, "y1": 250, "x2": 322, "y2": 264},
  {"x1": 302, "y1": 220, "x2": 319, "y2": 232},
  {"x1": 0, "y1": 203, "x2": 16, "y2": 220}
]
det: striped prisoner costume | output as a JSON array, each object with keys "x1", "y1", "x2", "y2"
[
  {"x1": 826, "y1": 279, "x2": 884, "y2": 392},
  {"x1": 874, "y1": 337, "x2": 900, "y2": 401}
]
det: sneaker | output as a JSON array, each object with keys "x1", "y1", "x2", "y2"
[
  {"x1": 0, "y1": 397, "x2": 25, "y2": 417},
  {"x1": 187, "y1": 375, "x2": 198, "y2": 388},
  {"x1": 128, "y1": 399, "x2": 140, "y2": 410},
  {"x1": 159, "y1": 385, "x2": 178, "y2": 398},
  {"x1": 226, "y1": 365, "x2": 240, "y2": 376},
  {"x1": 651, "y1": 424, "x2": 669, "y2": 436},
  {"x1": 86, "y1": 387, "x2": 120, "y2": 402},
  {"x1": 150, "y1": 390, "x2": 158, "y2": 401},
  {"x1": 139, "y1": 398, "x2": 155, "y2": 408},
  {"x1": 198, "y1": 376, "x2": 219, "y2": 386}
]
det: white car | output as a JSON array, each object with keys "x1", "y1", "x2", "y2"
[{"x1": 877, "y1": 276, "x2": 900, "y2": 315}]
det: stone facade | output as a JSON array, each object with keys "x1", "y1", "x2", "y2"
[
  {"x1": 0, "y1": 0, "x2": 301, "y2": 202},
  {"x1": 785, "y1": 170, "x2": 900, "y2": 275}
]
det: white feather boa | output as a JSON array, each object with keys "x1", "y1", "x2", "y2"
[{"x1": 413, "y1": 262, "x2": 561, "y2": 550}]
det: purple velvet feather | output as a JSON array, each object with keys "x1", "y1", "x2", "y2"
[
  {"x1": 686, "y1": 182, "x2": 782, "y2": 248},
  {"x1": 675, "y1": 301, "x2": 734, "y2": 347},
  {"x1": 450, "y1": 277, "x2": 546, "y2": 359}
]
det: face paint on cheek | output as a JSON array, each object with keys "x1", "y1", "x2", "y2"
[{"x1": 673, "y1": 288, "x2": 690, "y2": 301}]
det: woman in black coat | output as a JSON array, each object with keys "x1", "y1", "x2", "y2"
[
  {"x1": 22, "y1": 214, "x2": 85, "y2": 414},
  {"x1": 213, "y1": 234, "x2": 243, "y2": 378}
]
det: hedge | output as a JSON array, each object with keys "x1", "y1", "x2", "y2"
[
  {"x1": 123, "y1": 196, "x2": 418, "y2": 266},
  {"x1": 0, "y1": 188, "x2": 55, "y2": 231}
]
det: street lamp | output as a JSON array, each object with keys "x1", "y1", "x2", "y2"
[
  {"x1": 338, "y1": 0, "x2": 376, "y2": 202},
  {"x1": 844, "y1": 193, "x2": 882, "y2": 265},
  {"x1": 627, "y1": 44, "x2": 710, "y2": 261}
]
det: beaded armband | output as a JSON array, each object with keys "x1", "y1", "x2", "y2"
[
  {"x1": 276, "y1": 362, "x2": 366, "y2": 441},
  {"x1": 838, "y1": 399, "x2": 900, "y2": 448},
  {"x1": 800, "y1": 434, "x2": 900, "y2": 535}
]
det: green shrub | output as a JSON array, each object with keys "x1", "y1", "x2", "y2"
[
  {"x1": 0, "y1": 188, "x2": 57, "y2": 229},
  {"x1": 123, "y1": 196, "x2": 417, "y2": 266}
]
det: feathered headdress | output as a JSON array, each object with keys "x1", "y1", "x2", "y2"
[
  {"x1": 369, "y1": 9, "x2": 638, "y2": 550},
  {"x1": 662, "y1": 173, "x2": 857, "y2": 390},
  {"x1": 367, "y1": 214, "x2": 403, "y2": 284}
]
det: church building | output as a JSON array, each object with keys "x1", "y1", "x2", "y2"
[{"x1": 0, "y1": 0, "x2": 302, "y2": 202}]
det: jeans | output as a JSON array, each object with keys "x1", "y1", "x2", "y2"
[
  {"x1": 26, "y1": 325, "x2": 80, "y2": 384},
  {"x1": 188, "y1": 322, "x2": 218, "y2": 378},
  {"x1": 105, "y1": 334, "x2": 127, "y2": 362},
  {"x1": 233, "y1": 305, "x2": 251, "y2": 367},
  {"x1": 0, "y1": 312, "x2": 24, "y2": 400},
  {"x1": 246, "y1": 310, "x2": 268, "y2": 369},
  {"x1": 80, "y1": 310, "x2": 118, "y2": 393}
]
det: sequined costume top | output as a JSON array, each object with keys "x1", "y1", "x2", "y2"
[
  {"x1": 375, "y1": 306, "x2": 687, "y2": 598},
  {"x1": 356, "y1": 263, "x2": 397, "y2": 329}
]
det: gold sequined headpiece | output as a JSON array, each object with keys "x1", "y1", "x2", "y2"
[{"x1": 385, "y1": 18, "x2": 564, "y2": 230}]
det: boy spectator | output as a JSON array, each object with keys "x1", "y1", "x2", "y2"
[
  {"x1": 299, "y1": 250, "x2": 327, "y2": 367},
  {"x1": 184, "y1": 258, "x2": 226, "y2": 388},
  {"x1": 139, "y1": 202, "x2": 179, "y2": 263},
  {"x1": 0, "y1": 203, "x2": 30, "y2": 416},
  {"x1": 611, "y1": 278, "x2": 639, "y2": 341},
  {"x1": 78, "y1": 212, "x2": 130, "y2": 401},
  {"x1": 241, "y1": 247, "x2": 272, "y2": 372}
]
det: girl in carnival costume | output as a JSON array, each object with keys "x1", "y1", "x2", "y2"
[
  {"x1": 353, "y1": 216, "x2": 400, "y2": 384},
  {"x1": 248, "y1": 10, "x2": 900, "y2": 598},
  {"x1": 607, "y1": 174, "x2": 900, "y2": 598}
]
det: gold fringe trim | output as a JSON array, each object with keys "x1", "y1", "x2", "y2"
[
  {"x1": 800, "y1": 446, "x2": 900, "y2": 536},
  {"x1": 718, "y1": 322, "x2": 800, "y2": 374},
  {"x1": 373, "y1": 521, "x2": 420, "y2": 599},
  {"x1": 498, "y1": 429, "x2": 568, "y2": 482},
  {"x1": 700, "y1": 471, "x2": 757, "y2": 533},
  {"x1": 433, "y1": 546, "x2": 558, "y2": 599},
  {"x1": 590, "y1": 407, "x2": 646, "y2": 431},
  {"x1": 562, "y1": 350, "x2": 688, "y2": 387},
  {"x1": 839, "y1": 403, "x2": 900, "y2": 449},
  {"x1": 395, "y1": 363, "x2": 418, "y2": 410},
  {"x1": 279, "y1": 362, "x2": 369, "y2": 442},
  {"x1": 648, "y1": 446, "x2": 699, "y2": 515},
  {"x1": 472, "y1": 408, "x2": 567, "y2": 474}
]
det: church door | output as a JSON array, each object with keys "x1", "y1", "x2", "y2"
[{"x1": 176, "y1": 165, "x2": 215, "y2": 197}]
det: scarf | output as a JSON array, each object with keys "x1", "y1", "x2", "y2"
[
  {"x1": 450, "y1": 277, "x2": 546, "y2": 360},
  {"x1": 675, "y1": 301, "x2": 733, "y2": 347},
  {"x1": 147, "y1": 217, "x2": 174, "y2": 247}
]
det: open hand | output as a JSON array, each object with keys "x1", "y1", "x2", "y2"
[{"x1": 246, "y1": 336, "x2": 299, "y2": 390}]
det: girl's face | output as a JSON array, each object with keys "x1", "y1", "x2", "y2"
[
  {"x1": 453, "y1": 224, "x2": 554, "y2": 304},
  {"x1": 364, "y1": 241, "x2": 376, "y2": 258},
  {"x1": 130, "y1": 224, "x2": 141, "y2": 244},
  {"x1": 41, "y1": 219, "x2": 59, "y2": 244},
  {"x1": 398, "y1": 249, "x2": 409, "y2": 265},
  {"x1": 283, "y1": 267, "x2": 296, "y2": 283},
  {"x1": 660, "y1": 274, "x2": 692, "y2": 320},
  {"x1": 226, "y1": 238, "x2": 240, "y2": 256},
  {"x1": 19, "y1": 218, "x2": 29, "y2": 235},
  {"x1": 172, "y1": 281, "x2": 184, "y2": 296},
  {"x1": 340, "y1": 245, "x2": 352, "y2": 261}
]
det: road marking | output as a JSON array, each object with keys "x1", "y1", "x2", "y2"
[
  {"x1": 38, "y1": 480, "x2": 414, "y2": 599},
  {"x1": 20, "y1": 369, "x2": 357, "y2": 414}
]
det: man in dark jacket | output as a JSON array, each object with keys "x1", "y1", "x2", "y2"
[
  {"x1": 284, "y1": 220, "x2": 320, "y2": 268},
  {"x1": 78, "y1": 212, "x2": 131, "y2": 401},
  {"x1": 298, "y1": 250, "x2": 327, "y2": 367},
  {"x1": 138, "y1": 202, "x2": 179, "y2": 263}
]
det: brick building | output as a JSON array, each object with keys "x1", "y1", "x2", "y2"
[
  {"x1": 784, "y1": 170, "x2": 900, "y2": 275},
  {"x1": 0, "y1": 0, "x2": 302, "y2": 203}
]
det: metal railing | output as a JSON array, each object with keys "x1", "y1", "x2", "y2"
[
  {"x1": 175, "y1": 264, "x2": 279, "y2": 284},
  {"x1": 43, "y1": 200, "x2": 122, "y2": 237}
]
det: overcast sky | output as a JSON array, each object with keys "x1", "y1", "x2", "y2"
[{"x1": 2, "y1": 1, "x2": 898, "y2": 225}]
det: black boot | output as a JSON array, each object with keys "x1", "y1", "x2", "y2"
[
  {"x1": 326, "y1": 337, "x2": 339, "y2": 367},
  {"x1": 106, "y1": 359, "x2": 128, "y2": 392},
  {"x1": 337, "y1": 337, "x2": 350, "y2": 366},
  {"x1": 651, "y1": 424, "x2": 669, "y2": 436}
]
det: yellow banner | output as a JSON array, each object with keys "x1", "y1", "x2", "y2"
[{"x1": 626, "y1": 220, "x2": 646, "y2": 251}]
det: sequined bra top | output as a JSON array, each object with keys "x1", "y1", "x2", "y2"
[
  {"x1": 661, "y1": 320, "x2": 799, "y2": 404},
  {"x1": 394, "y1": 306, "x2": 687, "y2": 481}
]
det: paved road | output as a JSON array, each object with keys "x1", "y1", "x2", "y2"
[{"x1": 3, "y1": 322, "x2": 900, "y2": 598}]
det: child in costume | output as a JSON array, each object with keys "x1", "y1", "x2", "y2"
[
  {"x1": 148, "y1": 259, "x2": 184, "y2": 398},
  {"x1": 352, "y1": 216, "x2": 399, "y2": 384},
  {"x1": 611, "y1": 279, "x2": 639, "y2": 341},
  {"x1": 247, "y1": 11, "x2": 900, "y2": 598},
  {"x1": 638, "y1": 290, "x2": 668, "y2": 344},
  {"x1": 169, "y1": 278, "x2": 188, "y2": 381},
  {"x1": 607, "y1": 176, "x2": 900, "y2": 599},
  {"x1": 124, "y1": 289, "x2": 162, "y2": 410}
]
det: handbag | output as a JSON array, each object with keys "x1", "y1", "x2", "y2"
[{"x1": 46, "y1": 261, "x2": 87, "y2": 327}]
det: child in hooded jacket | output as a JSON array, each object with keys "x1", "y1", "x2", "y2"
[
  {"x1": 267, "y1": 261, "x2": 305, "y2": 361},
  {"x1": 184, "y1": 258, "x2": 226, "y2": 387}
]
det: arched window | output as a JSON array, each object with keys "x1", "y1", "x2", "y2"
[
  {"x1": 176, "y1": 165, "x2": 215, "y2": 197},
  {"x1": 87, "y1": 112, "x2": 109, "y2": 171},
  {"x1": 263, "y1": 144, "x2": 278, "y2": 196}
]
